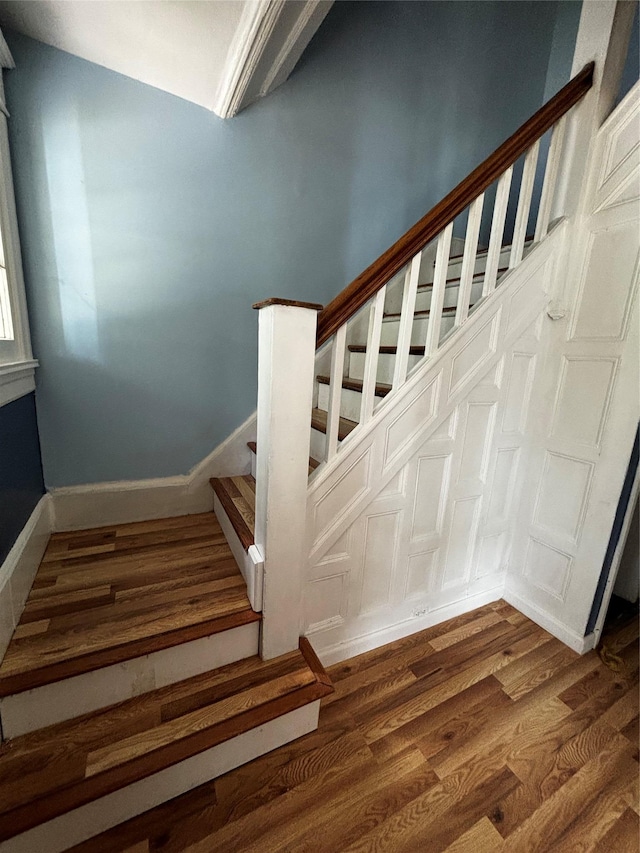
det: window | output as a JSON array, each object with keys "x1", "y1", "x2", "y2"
[{"x1": 0, "y1": 29, "x2": 37, "y2": 408}]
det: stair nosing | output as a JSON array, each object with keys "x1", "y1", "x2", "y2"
[
  {"x1": 316, "y1": 374, "x2": 391, "y2": 397},
  {"x1": 210, "y1": 476, "x2": 255, "y2": 551},
  {"x1": 310, "y1": 407, "x2": 357, "y2": 440}
]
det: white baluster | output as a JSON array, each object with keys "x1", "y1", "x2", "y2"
[
  {"x1": 325, "y1": 323, "x2": 346, "y2": 461},
  {"x1": 360, "y1": 286, "x2": 386, "y2": 424},
  {"x1": 483, "y1": 166, "x2": 514, "y2": 297},
  {"x1": 425, "y1": 223, "x2": 453, "y2": 356},
  {"x1": 534, "y1": 116, "x2": 567, "y2": 242},
  {"x1": 392, "y1": 252, "x2": 421, "y2": 389},
  {"x1": 509, "y1": 140, "x2": 540, "y2": 269},
  {"x1": 454, "y1": 194, "x2": 484, "y2": 327}
]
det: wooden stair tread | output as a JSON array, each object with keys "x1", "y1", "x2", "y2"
[
  {"x1": 0, "y1": 513, "x2": 258, "y2": 698},
  {"x1": 384, "y1": 305, "x2": 459, "y2": 320},
  {"x1": 417, "y1": 265, "x2": 508, "y2": 290},
  {"x1": 247, "y1": 441, "x2": 319, "y2": 473},
  {"x1": 316, "y1": 374, "x2": 391, "y2": 397},
  {"x1": 311, "y1": 408, "x2": 357, "y2": 440},
  {"x1": 210, "y1": 475, "x2": 256, "y2": 551},
  {"x1": 349, "y1": 344, "x2": 426, "y2": 355},
  {"x1": 0, "y1": 638, "x2": 333, "y2": 843}
]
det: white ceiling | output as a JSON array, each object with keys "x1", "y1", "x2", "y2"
[{"x1": 0, "y1": 0, "x2": 332, "y2": 116}]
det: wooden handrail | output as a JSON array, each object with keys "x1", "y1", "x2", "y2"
[{"x1": 316, "y1": 62, "x2": 595, "y2": 347}]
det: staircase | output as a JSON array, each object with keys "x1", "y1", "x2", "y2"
[
  {"x1": 0, "y1": 64, "x2": 602, "y2": 851},
  {"x1": 0, "y1": 514, "x2": 333, "y2": 852}
]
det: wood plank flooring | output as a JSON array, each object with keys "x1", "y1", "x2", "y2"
[
  {"x1": 70, "y1": 601, "x2": 639, "y2": 852},
  {"x1": 0, "y1": 640, "x2": 332, "y2": 842},
  {"x1": 0, "y1": 513, "x2": 259, "y2": 696}
]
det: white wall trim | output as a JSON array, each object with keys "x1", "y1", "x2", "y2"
[
  {"x1": 0, "y1": 495, "x2": 51, "y2": 662},
  {"x1": 504, "y1": 587, "x2": 590, "y2": 654},
  {"x1": 214, "y1": 0, "x2": 332, "y2": 118},
  {"x1": 311, "y1": 585, "x2": 504, "y2": 667},
  {"x1": 0, "y1": 359, "x2": 38, "y2": 407},
  {"x1": 49, "y1": 411, "x2": 257, "y2": 531}
]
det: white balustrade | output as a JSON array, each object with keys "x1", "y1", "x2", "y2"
[
  {"x1": 325, "y1": 323, "x2": 346, "y2": 461},
  {"x1": 392, "y1": 253, "x2": 421, "y2": 389},
  {"x1": 425, "y1": 223, "x2": 453, "y2": 355},
  {"x1": 454, "y1": 194, "x2": 484, "y2": 327},
  {"x1": 483, "y1": 167, "x2": 514, "y2": 296},
  {"x1": 359, "y1": 286, "x2": 386, "y2": 423},
  {"x1": 509, "y1": 140, "x2": 540, "y2": 268},
  {"x1": 535, "y1": 117, "x2": 567, "y2": 241}
]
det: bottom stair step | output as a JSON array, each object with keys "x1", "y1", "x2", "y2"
[{"x1": 0, "y1": 639, "x2": 333, "y2": 853}]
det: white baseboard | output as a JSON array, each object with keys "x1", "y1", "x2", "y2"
[
  {"x1": 311, "y1": 586, "x2": 504, "y2": 667},
  {"x1": 0, "y1": 496, "x2": 52, "y2": 663},
  {"x1": 49, "y1": 412, "x2": 256, "y2": 531},
  {"x1": 4, "y1": 700, "x2": 320, "y2": 853},
  {"x1": 503, "y1": 589, "x2": 590, "y2": 654}
]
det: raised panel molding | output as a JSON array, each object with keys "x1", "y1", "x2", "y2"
[
  {"x1": 441, "y1": 497, "x2": 481, "y2": 590},
  {"x1": 410, "y1": 455, "x2": 450, "y2": 542},
  {"x1": 533, "y1": 452, "x2": 594, "y2": 545},
  {"x1": 405, "y1": 549, "x2": 439, "y2": 601},
  {"x1": 384, "y1": 375, "x2": 440, "y2": 466},
  {"x1": 312, "y1": 447, "x2": 371, "y2": 553},
  {"x1": 487, "y1": 447, "x2": 520, "y2": 525},
  {"x1": 448, "y1": 312, "x2": 500, "y2": 398},
  {"x1": 303, "y1": 228, "x2": 563, "y2": 660},
  {"x1": 359, "y1": 511, "x2": 400, "y2": 615},
  {"x1": 569, "y1": 224, "x2": 639, "y2": 342},
  {"x1": 457, "y1": 403, "x2": 495, "y2": 486},
  {"x1": 549, "y1": 356, "x2": 618, "y2": 449},
  {"x1": 502, "y1": 353, "x2": 536, "y2": 435},
  {"x1": 523, "y1": 537, "x2": 573, "y2": 601}
]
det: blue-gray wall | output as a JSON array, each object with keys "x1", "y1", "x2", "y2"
[
  {"x1": 4, "y1": 1, "x2": 569, "y2": 487},
  {"x1": 0, "y1": 394, "x2": 45, "y2": 563}
]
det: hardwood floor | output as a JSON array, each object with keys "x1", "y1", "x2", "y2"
[
  {"x1": 0, "y1": 640, "x2": 332, "y2": 842},
  {"x1": 0, "y1": 513, "x2": 258, "y2": 695},
  {"x1": 70, "y1": 600, "x2": 639, "y2": 852}
]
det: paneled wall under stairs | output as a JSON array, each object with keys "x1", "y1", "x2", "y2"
[{"x1": 302, "y1": 233, "x2": 561, "y2": 664}]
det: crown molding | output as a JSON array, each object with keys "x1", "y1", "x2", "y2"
[{"x1": 214, "y1": 0, "x2": 333, "y2": 119}]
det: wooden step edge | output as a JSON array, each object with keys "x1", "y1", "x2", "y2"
[
  {"x1": 246, "y1": 442, "x2": 320, "y2": 472},
  {"x1": 299, "y1": 636, "x2": 334, "y2": 694},
  {"x1": 417, "y1": 266, "x2": 508, "y2": 291},
  {"x1": 348, "y1": 344, "x2": 426, "y2": 356},
  {"x1": 310, "y1": 408, "x2": 357, "y2": 440},
  {"x1": 0, "y1": 608, "x2": 261, "y2": 700},
  {"x1": 0, "y1": 675, "x2": 329, "y2": 843},
  {"x1": 209, "y1": 477, "x2": 254, "y2": 551},
  {"x1": 446, "y1": 236, "x2": 533, "y2": 263},
  {"x1": 316, "y1": 375, "x2": 391, "y2": 397},
  {"x1": 384, "y1": 305, "x2": 458, "y2": 320}
]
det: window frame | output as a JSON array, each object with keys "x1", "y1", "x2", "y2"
[{"x1": 0, "y1": 30, "x2": 38, "y2": 408}]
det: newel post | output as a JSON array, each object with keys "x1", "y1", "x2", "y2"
[{"x1": 252, "y1": 298, "x2": 322, "y2": 660}]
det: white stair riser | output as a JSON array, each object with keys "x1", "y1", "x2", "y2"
[
  {"x1": 347, "y1": 351, "x2": 423, "y2": 384},
  {"x1": 213, "y1": 494, "x2": 262, "y2": 612},
  {"x1": 0, "y1": 621, "x2": 259, "y2": 740},
  {"x1": 309, "y1": 426, "x2": 327, "y2": 463},
  {"x1": 381, "y1": 313, "x2": 455, "y2": 346},
  {"x1": 3, "y1": 701, "x2": 320, "y2": 853},
  {"x1": 317, "y1": 382, "x2": 389, "y2": 422},
  {"x1": 419, "y1": 244, "x2": 513, "y2": 286},
  {"x1": 414, "y1": 279, "x2": 483, "y2": 313}
]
